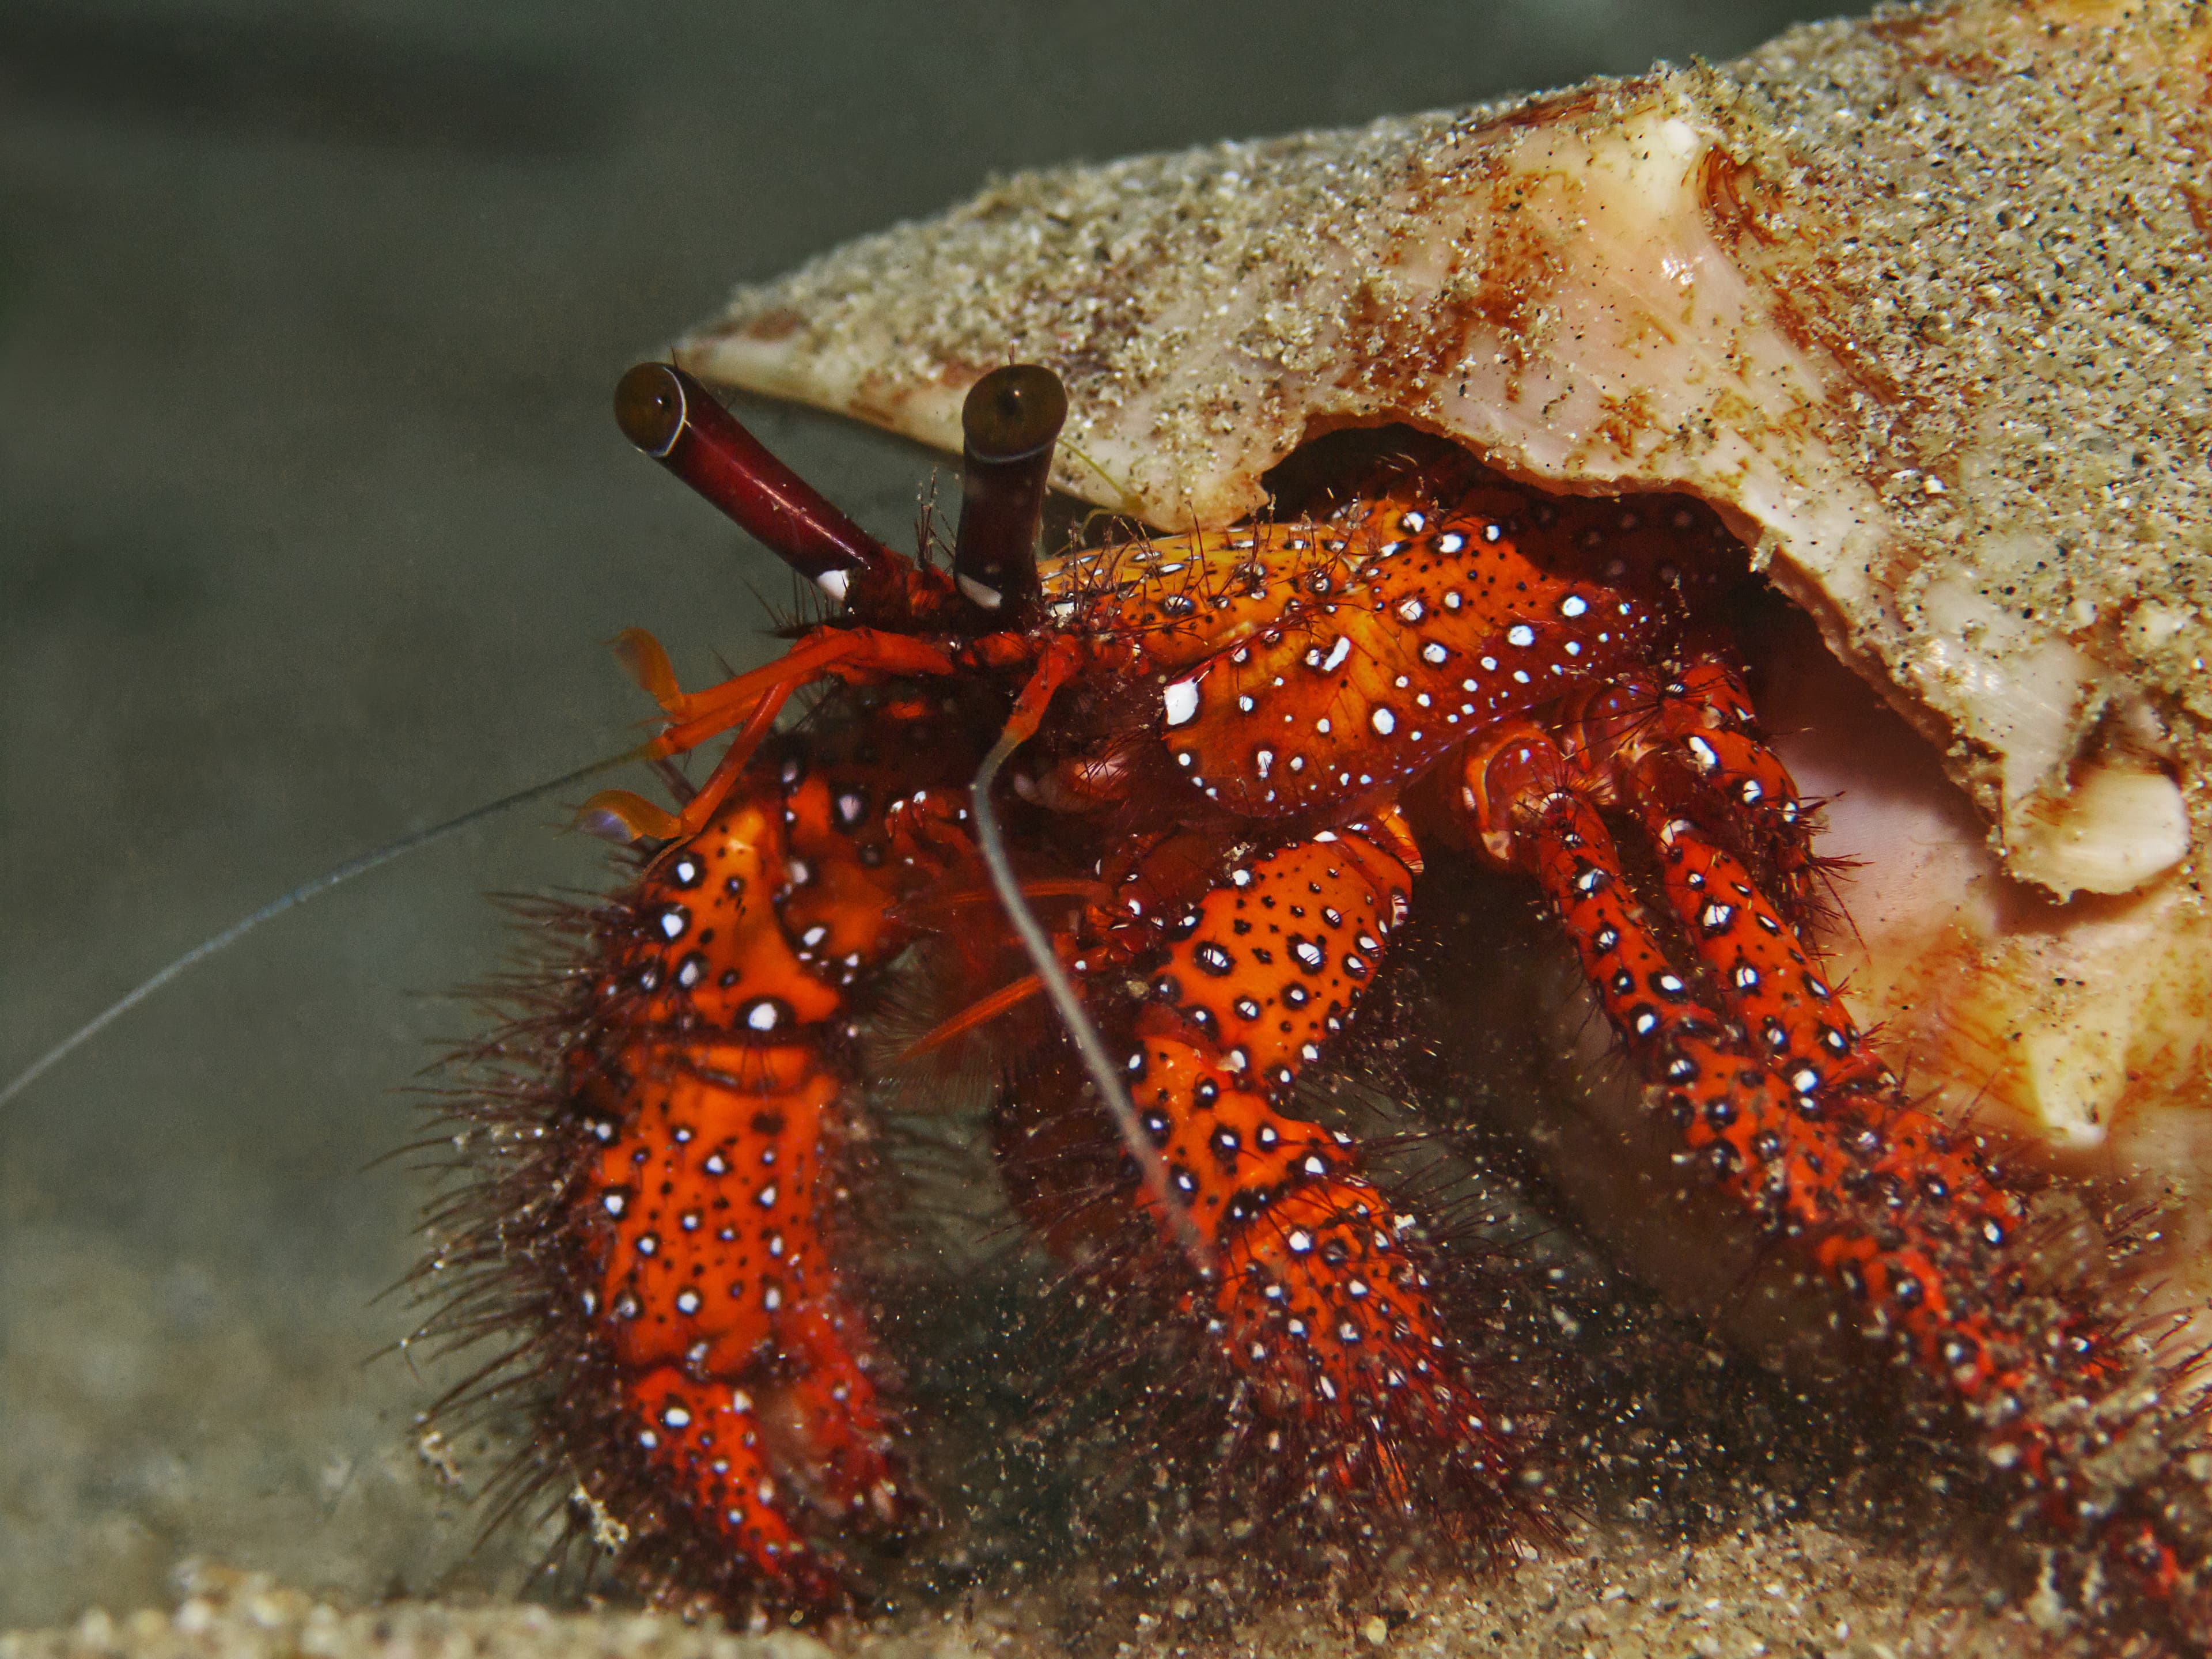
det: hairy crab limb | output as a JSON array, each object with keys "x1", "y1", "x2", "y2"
[
  {"x1": 521, "y1": 743, "x2": 956, "y2": 1608},
  {"x1": 1455, "y1": 711, "x2": 2205, "y2": 1616},
  {"x1": 1029, "y1": 810, "x2": 1527, "y2": 1518},
  {"x1": 679, "y1": 0, "x2": 2212, "y2": 1245}
]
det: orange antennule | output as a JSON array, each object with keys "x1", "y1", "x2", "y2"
[
  {"x1": 649, "y1": 628, "x2": 959, "y2": 757},
  {"x1": 894, "y1": 876, "x2": 1101, "y2": 931},
  {"x1": 581, "y1": 628, "x2": 964, "y2": 844},
  {"x1": 611, "y1": 626, "x2": 684, "y2": 709},
  {"x1": 999, "y1": 635, "x2": 1083, "y2": 745}
]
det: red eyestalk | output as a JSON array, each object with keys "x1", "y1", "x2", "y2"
[{"x1": 613, "y1": 362, "x2": 897, "y2": 602}]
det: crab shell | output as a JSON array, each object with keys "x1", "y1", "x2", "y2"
[{"x1": 679, "y1": 0, "x2": 2212, "y2": 1310}]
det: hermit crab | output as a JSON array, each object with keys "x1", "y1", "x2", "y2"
[{"x1": 407, "y1": 0, "x2": 2212, "y2": 1643}]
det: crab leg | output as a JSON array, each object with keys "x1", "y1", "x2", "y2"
[
  {"x1": 1574, "y1": 700, "x2": 2212, "y2": 1606},
  {"x1": 565, "y1": 707, "x2": 978, "y2": 1604},
  {"x1": 1054, "y1": 811, "x2": 1520, "y2": 1511},
  {"x1": 1554, "y1": 660, "x2": 1825, "y2": 925},
  {"x1": 1457, "y1": 720, "x2": 2198, "y2": 1613},
  {"x1": 1461, "y1": 719, "x2": 2050, "y2": 1335},
  {"x1": 585, "y1": 1037, "x2": 886, "y2": 1604},
  {"x1": 1559, "y1": 672, "x2": 2038, "y2": 1339}
]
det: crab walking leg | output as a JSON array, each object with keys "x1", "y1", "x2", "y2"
[
  {"x1": 1581, "y1": 687, "x2": 2096, "y2": 1372},
  {"x1": 1555, "y1": 660, "x2": 1824, "y2": 924},
  {"x1": 570, "y1": 751, "x2": 951, "y2": 1601},
  {"x1": 1463, "y1": 722, "x2": 2056, "y2": 1351},
  {"x1": 1459, "y1": 725, "x2": 2207, "y2": 1615},
  {"x1": 1601, "y1": 742, "x2": 1903, "y2": 1134},
  {"x1": 1099, "y1": 815, "x2": 1520, "y2": 1502},
  {"x1": 1605, "y1": 789, "x2": 2212, "y2": 1605},
  {"x1": 1465, "y1": 726, "x2": 1862, "y2": 1229}
]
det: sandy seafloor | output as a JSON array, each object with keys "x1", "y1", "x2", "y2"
[{"x1": 0, "y1": 1, "x2": 2156, "y2": 1653}]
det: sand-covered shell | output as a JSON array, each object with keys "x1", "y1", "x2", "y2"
[{"x1": 678, "y1": 0, "x2": 2212, "y2": 1282}]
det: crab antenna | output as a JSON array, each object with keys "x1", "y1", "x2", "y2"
[
  {"x1": 0, "y1": 745, "x2": 656, "y2": 1113},
  {"x1": 613, "y1": 362, "x2": 897, "y2": 604},
  {"x1": 952, "y1": 364, "x2": 1067, "y2": 615},
  {"x1": 968, "y1": 727, "x2": 1212, "y2": 1275}
]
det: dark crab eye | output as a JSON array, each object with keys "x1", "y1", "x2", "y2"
[
  {"x1": 953, "y1": 363, "x2": 1067, "y2": 616},
  {"x1": 962, "y1": 363, "x2": 1067, "y2": 464},
  {"x1": 614, "y1": 362, "x2": 688, "y2": 457}
]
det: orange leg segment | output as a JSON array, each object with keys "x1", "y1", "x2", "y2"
[
  {"x1": 566, "y1": 711, "x2": 980, "y2": 1603},
  {"x1": 1456, "y1": 718, "x2": 2191, "y2": 1607},
  {"x1": 592, "y1": 1042, "x2": 888, "y2": 1600},
  {"x1": 1055, "y1": 812, "x2": 1519, "y2": 1511},
  {"x1": 1461, "y1": 725, "x2": 2031, "y2": 1365},
  {"x1": 1555, "y1": 660, "x2": 1823, "y2": 923}
]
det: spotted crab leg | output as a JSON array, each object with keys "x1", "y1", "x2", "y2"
[
  {"x1": 556, "y1": 708, "x2": 984, "y2": 1606},
  {"x1": 1554, "y1": 660, "x2": 1827, "y2": 927},
  {"x1": 1048, "y1": 809, "x2": 1524, "y2": 1517},
  {"x1": 1460, "y1": 710, "x2": 2205, "y2": 1633}
]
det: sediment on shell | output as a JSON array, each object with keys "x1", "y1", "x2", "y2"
[{"x1": 680, "y1": 0, "x2": 2212, "y2": 908}]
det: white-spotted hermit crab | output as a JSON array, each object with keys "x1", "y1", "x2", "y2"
[{"x1": 416, "y1": 0, "x2": 2212, "y2": 1645}]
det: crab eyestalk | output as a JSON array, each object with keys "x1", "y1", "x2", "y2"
[
  {"x1": 613, "y1": 361, "x2": 896, "y2": 603},
  {"x1": 952, "y1": 363, "x2": 1067, "y2": 616}
]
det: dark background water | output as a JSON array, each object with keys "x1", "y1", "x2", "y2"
[{"x1": 0, "y1": 0, "x2": 1843, "y2": 1624}]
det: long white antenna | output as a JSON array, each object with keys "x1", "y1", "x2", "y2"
[
  {"x1": 967, "y1": 729, "x2": 1212, "y2": 1274},
  {"x1": 0, "y1": 747, "x2": 649, "y2": 1111}
]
